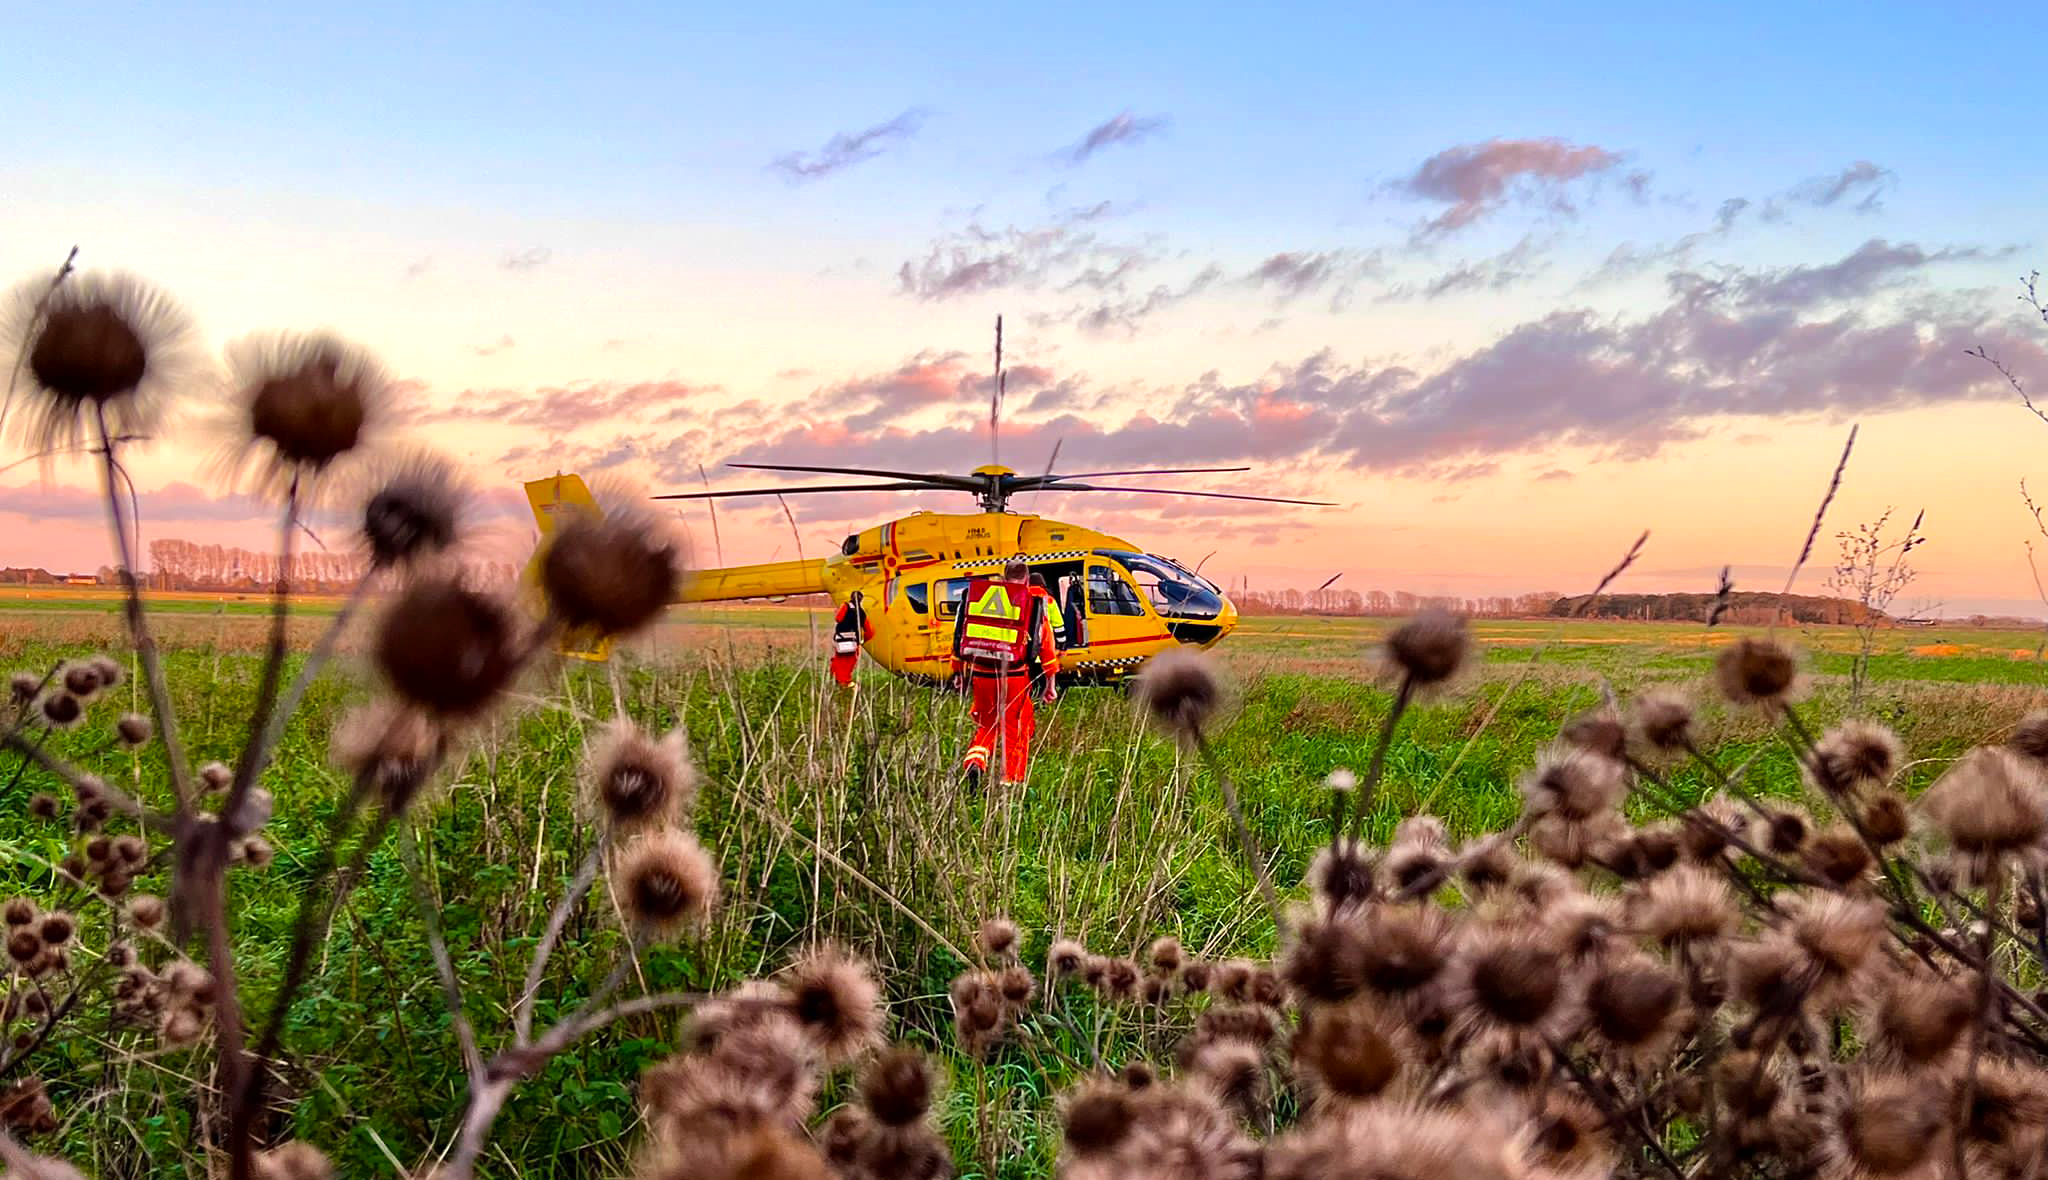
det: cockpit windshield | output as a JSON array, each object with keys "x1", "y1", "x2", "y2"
[{"x1": 1095, "y1": 550, "x2": 1226, "y2": 619}]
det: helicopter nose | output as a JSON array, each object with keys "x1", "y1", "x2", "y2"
[{"x1": 1211, "y1": 596, "x2": 1241, "y2": 645}]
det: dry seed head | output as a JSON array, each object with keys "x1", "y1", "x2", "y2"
[
  {"x1": 1381, "y1": 608, "x2": 1470, "y2": 688},
  {"x1": 1836, "y1": 1073, "x2": 1946, "y2": 1178},
  {"x1": 237, "y1": 836, "x2": 275, "y2": 869},
  {"x1": 356, "y1": 448, "x2": 467, "y2": 568},
  {"x1": 113, "y1": 834, "x2": 147, "y2": 866},
  {"x1": 1061, "y1": 1082, "x2": 1136, "y2": 1158},
  {"x1": 3, "y1": 269, "x2": 198, "y2": 452},
  {"x1": 1803, "y1": 826, "x2": 1874, "y2": 887},
  {"x1": 538, "y1": 497, "x2": 687, "y2": 639},
  {"x1": 125, "y1": 893, "x2": 163, "y2": 930},
  {"x1": 1306, "y1": 838, "x2": 1376, "y2": 910},
  {"x1": 35, "y1": 914, "x2": 72, "y2": 947},
  {"x1": 1921, "y1": 745, "x2": 2048, "y2": 854},
  {"x1": 1861, "y1": 791, "x2": 1911, "y2": 847},
  {"x1": 1763, "y1": 809, "x2": 1810, "y2": 855},
  {"x1": 614, "y1": 828, "x2": 719, "y2": 937},
  {"x1": 199, "y1": 761, "x2": 232, "y2": 793},
  {"x1": 1465, "y1": 937, "x2": 1564, "y2": 1028},
  {"x1": 253, "y1": 1142, "x2": 335, "y2": 1180},
  {"x1": 1292, "y1": 1001, "x2": 1402, "y2": 1101},
  {"x1": 1560, "y1": 711, "x2": 1628, "y2": 761},
  {"x1": 374, "y1": 576, "x2": 525, "y2": 719},
  {"x1": 782, "y1": 944, "x2": 885, "y2": 1065},
  {"x1": 976, "y1": 916, "x2": 1020, "y2": 961},
  {"x1": 1529, "y1": 810, "x2": 1628, "y2": 870},
  {"x1": 1264, "y1": 1101, "x2": 1517, "y2": 1180},
  {"x1": 1809, "y1": 721, "x2": 1903, "y2": 794},
  {"x1": 1148, "y1": 936, "x2": 1184, "y2": 975},
  {"x1": 1182, "y1": 1038, "x2": 1266, "y2": 1120},
  {"x1": 88, "y1": 655, "x2": 122, "y2": 688},
  {"x1": 1358, "y1": 905, "x2": 1454, "y2": 995},
  {"x1": 228, "y1": 331, "x2": 387, "y2": 475},
  {"x1": 1866, "y1": 971, "x2": 1974, "y2": 1066},
  {"x1": 1714, "y1": 637, "x2": 1802, "y2": 707},
  {"x1": 1047, "y1": 938, "x2": 1086, "y2": 978},
  {"x1": 1132, "y1": 648, "x2": 1224, "y2": 742},
  {"x1": 38, "y1": 692, "x2": 81, "y2": 729},
  {"x1": 27, "y1": 795, "x2": 58, "y2": 820},
  {"x1": 1279, "y1": 909, "x2": 1367, "y2": 1003},
  {"x1": 1586, "y1": 958, "x2": 1683, "y2": 1049},
  {"x1": 998, "y1": 964, "x2": 1035, "y2": 1008},
  {"x1": 6, "y1": 932, "x2": 40, "y2": 963},
  {"x1": 581, "y1": 720, "x2": 695, "y2": 834},
  {"x1": 331, "y1": 698, "x2": 447, "y2": 812},
  {"x1": 1634, "y1": 864, "x2": 1737, "y2": 946},
  {"x1": 860, "y1": 1046, "x2": 936, "y2": 1127},
  {"x1": 1179, "y1": 961, "x2": 1211, "y2": 993},
  {"x1": 1323, "y1": 767, "x2": 1357, "y2": 793},
  {"x1": 8, "y1": 672, "x2": 40, "y2": 705},
  {"x1": 1518, "y1": 746, "x2": 1627, "y2": 821},
  {"x1": 115, "y1": 713, "x2": 152, "y2": 746},
  {"x1": 2009, "y1": 710, "x2": 2048, "y2": 764},
  {"x1": 60, "y1": 662, "x2": 101, "y2": 699}
]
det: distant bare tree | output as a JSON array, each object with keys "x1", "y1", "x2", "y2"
[
  {"x1": 1972, "y1": 270, "x2": 2048, "y2": 654},
  {"x1": 1825, "y1": 508, "x2": 1927, "y2": 705}
]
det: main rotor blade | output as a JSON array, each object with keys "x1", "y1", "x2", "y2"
[
  {"x1": 726, "y1": 462, "x2": 984, "y2": 491},
  {"x1": 1037, "y1": 482, "x2": 1337, "y2": 507},
  {"x1": 1020, "y1": 466, "x2": 1252, "y2": 483},
  {"x1": 653, "y1": 480, "x2": 948, "y2": 501}
]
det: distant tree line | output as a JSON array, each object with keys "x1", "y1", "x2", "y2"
[
  {"x1": 1235, "y1": 587, "x2": 1565, "y2": 617},
  {"x1": 1546, "y1": 590, "x2": 1886, "y2": 625}
]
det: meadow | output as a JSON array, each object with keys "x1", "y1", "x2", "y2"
[{"x1": 3, "y1": 593, "x2": 2044, "y2": 1177}]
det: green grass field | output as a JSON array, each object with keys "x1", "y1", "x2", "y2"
[{"x1": 1, "y1": 599, "x2": 2044, "y2": 1176}]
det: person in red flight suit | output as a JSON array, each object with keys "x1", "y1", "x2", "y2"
[
  {"x1": 952, "y1": 559, "x2": 1058, "y2": 788},
  {"x1": 830, "y1": 589, "x2": 874, "y2": 690}
]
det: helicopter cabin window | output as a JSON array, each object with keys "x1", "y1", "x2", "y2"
[
  {"x1": 935, "y1": 578, "x2": 971, "y2": 620},
  {"x1": 903, "y1": 581, "x2": 929, "y2": 615},
  {"x1": 1086, "y1": 564, "x2": 1147, "y2": 617}
]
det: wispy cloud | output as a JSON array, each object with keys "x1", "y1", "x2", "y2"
[
  {"x1": 501, "y1": 247, "x2": 552, "y2": 272},
  {"x1": 1379, "y1": 237, "x2": 1546, "y2": 302},
  {"x1": 769, "y1": 109, "x2": 926, "y2": 182},
  {"x1": 472, "y1": 334, "x2": 516, "y2": 357},
  {"x1": 1391, "y1": 137, "x2": 1627, "y2": 239},
  {"x1": 896, "y1": 212, "x2": 1160, "y2": 301},
  {"x1": 1771, "y1": 160, "x2": 1896, "y2": 216},
  {"x1": 402, "y1": 257, "x2": 433, "y2": 280},
  {"x1": 1063, "y1": 112, "x2": 1168, "y2": 165}
]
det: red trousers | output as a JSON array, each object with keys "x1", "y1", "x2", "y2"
[
  {"x1": 830, "y1": 652, "x2": 858, "y2": 686},
  {"x1": 963, "y1": 672, "x2": 1034, "y2": 783}
]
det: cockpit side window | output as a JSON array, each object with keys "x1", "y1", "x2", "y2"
[
  {"x1": 1086, "y1": 563, "x2": 1147, "y2": 616},
  {"x1": 904, "y1": 581, "x2": 929, "y2": 615}
]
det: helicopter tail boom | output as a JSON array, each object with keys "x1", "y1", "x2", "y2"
[{"x1": 679, "y1": 557, "x2": 829, "y2": 604}]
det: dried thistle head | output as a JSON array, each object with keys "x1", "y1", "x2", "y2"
[
  {"x1": 1633, "y1": 864, "x2": 1737, "y2": 947},
  {"x1": 1357, "y1": 904, "x2": 1455, "y2": 996},
  {"x1": 1046, "y1": 938, "x2": 1086, "y2": 979},
  {"x1": 1831, "y1": 1072, "x2": 1948, "y2": 1180},
  {"x1": 8, "y1": 672, "x2": 39, "y2": 705},
  {"x1": 859, "y1": 1046, "x2": 936, "y2": 1128},
  {"x1": 1306, "y1": 838, "x2": 1377, "y2": 911},
  {"x1": 1862, "y1": 970, "x2": 1975, "y2": 1067},
  {"x1": 1265, "y1": 1101, "x2": 1517, "y2": 1180},
  {"x1": 1860, "y1": 791, "x2": 1911, "y2": 847},
  {"x1": 1809, "y1": 721, "x2": 1903, "y2": 794},
  {"x1": 38, "y1": 692, "x2": 82, "y2": 730},
  {"x1": 2, "y1": 269, "x2": 198, "y2": 453},
  {"x1": 1279, "y1": 908, "x2": 1367, "y2": 1004},
  {"x1": 331, "y1": 699, "x2": 448, "y2": 812},
  {"x1": 1584, "y1": 955, "x2": 1684, "y2": 1056},
  {"x1": 224, "y1": 331, "x2": 389, "y2": 489},
  {"x1": 1147, "y1": 936, "x2": 1183, "y2": 976},
  {"x1": 1560, "y1": 710, "x2": 1627, "y2": 761},
  {"x1": 2009, "y1": 710, "x2": 2048, "y2": 764},
  {"x1": 1713, "y1": 637, "x2": 1802, "y2": 707},
  {"x1": 373, "y1": 575, "x2": 526, "y2": 719},
  {"x1": 60, "y1": 661, "x2": 102, "y2": 700},
  {"x1": 1060, "y1": 1080, "x2": 1136, "y2": 1159},
  {"x1": 614, "y1": 828, "x2": 719, "y2": 937},
  {"x1": 354, "y1": 447, "x2": 469, "y2": 569},
  {"x1": 115, "y1": 713, "x2": 152, "y2": 747},
  {"x1": 781, "y1": 944, "x2": 884, "y2": 1065},
  {"x1": 580, "y1": 720, "x2": 696, "y2": 834},
  {"x1": 1460, "y1": 933, "x2": 1566, "y2": 1031},
  {"x1": 538, "y1": 494, "x2": 689, "y2": 641},
  {"x1": 1181, "y1": 1037, "x2": 1266, "y2": 1121},
  {"x1": 1379, "y1": 609, "x2": 1470, "y2": 690},
  {"x1": 1133, "y1": 648, "x2": 1224, "y2": 743},
  {"x1": 1803, "y1": 826, "x2": 1874, "y2": 888},
  {"x1": 252, "y1": 1142, "x2": 335, "y2": 1180},
  {"x1": 1921, "y1": 746, "x2": 2048, "y2": 855},
  {"x1": 1518, "y1": 746, "x2": 1627, "y2": 821},
  {"x1": 1291, "y1": 1000, "x2": 1402, "y2": 1103},
  {"x1": 976, "y1": 916, "x2": 1020, "y2": 961}
]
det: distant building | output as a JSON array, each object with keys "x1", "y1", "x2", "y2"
[{"x1": 62, "y1": 574, "x2": 98, "y2": 586}]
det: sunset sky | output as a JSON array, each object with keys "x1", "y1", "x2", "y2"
[{"x1": 5, "y1": 1, "x2": 2047, "y2": 614}]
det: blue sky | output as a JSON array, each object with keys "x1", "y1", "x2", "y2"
[{"x1": 5, "y1": 1, "x2": 2047, "y2": 611}]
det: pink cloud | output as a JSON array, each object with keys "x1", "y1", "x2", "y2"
[{"x1": 1395, "y1": 137, "x2": 1625, "y2": 237}]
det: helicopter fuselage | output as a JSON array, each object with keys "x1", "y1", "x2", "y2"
[{"x1": 679, "y1": 508, "x2": 1240, "y2": 684}]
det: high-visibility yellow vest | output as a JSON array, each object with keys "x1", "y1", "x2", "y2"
[{"x1": 958, "y1": 578, "x2": 1029, "y2": 663}]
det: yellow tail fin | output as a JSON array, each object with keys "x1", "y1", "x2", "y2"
[{"x1": 521, "y1": 473, "x2": 612, "y2": 663}]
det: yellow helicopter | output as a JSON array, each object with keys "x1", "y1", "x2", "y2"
[{"x1": 522, "y1": 460, "x2": 1330, "y2": 686}]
